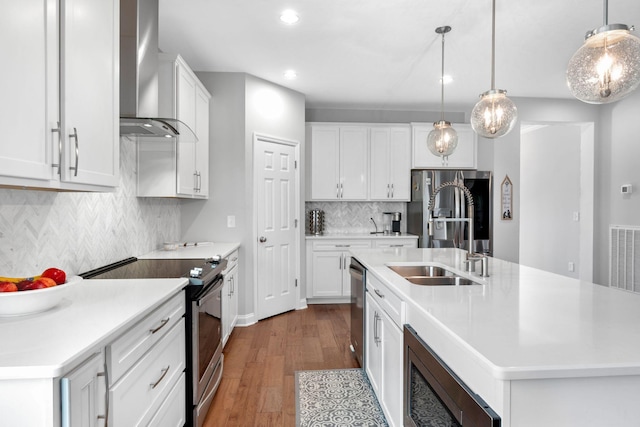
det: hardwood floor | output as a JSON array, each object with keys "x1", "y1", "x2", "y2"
[{"x1": 203, "y1": 304, "x2": 359, "y2": 426}]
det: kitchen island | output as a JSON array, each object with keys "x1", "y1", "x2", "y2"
[
  {"x1": 352, "y1": 247, "x2": 640, "y2": 427},
  {"x1": 0, "y1": 277, "x2": 187, "y2": 426}
]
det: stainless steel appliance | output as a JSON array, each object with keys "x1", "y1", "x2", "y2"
[
  {"x1": 80, "y1": 256, "x2": 227, "y2": 427},
  {"x1": 383, "y1": 211, "x2": 402, "y2": 235},
  {"x1": 404, "y1": 325, "x2": 500, "y2": 426},
  {"x1": 349, "y1": 258, "x2": 365, "y2": 367},
  {"x1": 408, "y1": 170, "x2": 492, "y2": 255}
]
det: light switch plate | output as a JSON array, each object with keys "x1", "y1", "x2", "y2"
[{"x1": 227, "y1": 215, "x2": 236, "y2": 228}]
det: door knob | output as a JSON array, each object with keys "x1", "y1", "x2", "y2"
[{"x1": 259, "y1": 236, "x2": 267, "y2": 243}]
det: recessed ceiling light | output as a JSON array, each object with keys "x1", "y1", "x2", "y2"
[
  {"x1": 284, "y1": 70, "x2": 298, "y2": 80},
  {"x1": 280, "y1": 10, "x2": 299, "y2": 24},
  {"x1": 440, "y1": 75, "x2": 453, "y2": 84}
]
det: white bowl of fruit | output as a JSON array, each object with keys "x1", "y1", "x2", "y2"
[{"x1": 0, "y1": 268, "x2": 78, "y2": 317}]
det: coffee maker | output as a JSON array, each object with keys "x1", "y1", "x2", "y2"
[{"x1": 383, "y1": 212, "x2": 402, "y2": 235}]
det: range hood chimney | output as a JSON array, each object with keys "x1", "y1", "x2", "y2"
[{"x1": 120, "y1": 0, "x2": 197, "y2": 142}]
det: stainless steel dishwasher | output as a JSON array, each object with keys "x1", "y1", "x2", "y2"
[{"x1": 349, "y1": 258, "x2": 365, "y2": 367}]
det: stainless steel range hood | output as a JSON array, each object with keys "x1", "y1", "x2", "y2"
[{"x1": 120, "y1": 0, "x2": 197, "y2": 142}]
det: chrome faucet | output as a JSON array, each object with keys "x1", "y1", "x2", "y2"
[{"x1": 427, "y1": 181, "x2": 488, "y2": 275}]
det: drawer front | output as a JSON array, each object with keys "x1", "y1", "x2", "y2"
[
  {"x1": 373, "y1": 238, "x2": 418, "y2": 248},
  {"x1": 312, "y1": 239, "x2": 372, "y2": 251},
  {"x1": 224, "y1": 249, "x2": 239, "y2": 274},
  {"x1": 108, "y1": 292, "x2": 185, "y2": 385},
  {"x1": 147, "y1": 372, "x2": 186, "y2": 427},
  {"x1": 367, "y1": 273, "x2": 404, "y2": 329},
  {"x1": 110, "y1": 318, "x2": 186, "y2": 427}
]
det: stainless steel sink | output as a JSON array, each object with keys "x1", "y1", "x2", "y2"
[
  {"x1": 388, "y1": 265, "x2": 454, "y2": 278},
  {"x1": 387, "y1": 264, "x2": 477, "y2": 286},
  {"x1": 404, "y1": 276, "x2": 475, "y2": 286}
]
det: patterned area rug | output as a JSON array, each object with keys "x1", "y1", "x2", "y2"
[{"x1": 295, "y1": 368, "x2": 388, "y2": 426}]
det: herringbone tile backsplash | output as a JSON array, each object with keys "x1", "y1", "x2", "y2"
[
  {"x1": 305, "y1": 202, "x2": 407, "y2": 234},
  {"x1": 0, "y1": 139, "x2": 180, "y2": 277}
]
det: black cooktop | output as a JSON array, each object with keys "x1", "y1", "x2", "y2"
[{"x1": 80, "y1": 257, "x2": 226, "y2": 286}]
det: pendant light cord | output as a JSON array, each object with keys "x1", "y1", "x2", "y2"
[
  {"x1": 603, "y1": 0, "x2": 608, "y2": 26},
  {"x1": 491, "y1": 0, "x2": 496, "y2": 90},
  {"x1": 440, "y1": 31, "x2": 445, "y2": 121}
]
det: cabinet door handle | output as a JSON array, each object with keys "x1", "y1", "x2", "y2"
[
  {"x1": 69, "y1": 127, "x2": 79, "y2": 176},
  {"x1": 231, "y1": 276, "x2": 235, "y2": 294},
  {"x1": 336, "y1": 183, "x2": 340, "y2": 199},
  {"x1": 341, "y1": 183, "x2": 344, "y2": 198},
  {"x1": 387, "y1": 184, "x2": 390, "y2": 198},
  {"x1": 149, "y1": 317, "x2": 170, "y2": 334},
  {"x1": 150, "y1": 365, "x2": 170, "y2": 389},
  {"x1": 374, "y1": 289, "x2": 384, "y2": 299},
  {"x1": 391, "y1": 183, "x2": 394, "y2": 198}
]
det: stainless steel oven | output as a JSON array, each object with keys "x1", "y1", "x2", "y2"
[
  {"x1": 404, "y1": 325, "x2": 500, "y2": 427},
  {"x1": 188, "y1": 275, "x2": 224, "y2": 427},
  {"x1": 80, "y1": 256, "x2": 227, "y2": 427}
]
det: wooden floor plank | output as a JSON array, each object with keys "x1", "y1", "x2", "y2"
[{"x1": 204, "y1": 304, "x2": 359, "y2": 427}]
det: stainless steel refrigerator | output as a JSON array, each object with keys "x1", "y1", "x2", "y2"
[{"x1": 407, "y1": 170, "x2": 493, "y2": 255}]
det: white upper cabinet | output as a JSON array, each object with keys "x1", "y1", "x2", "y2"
[
  {"x1": 307, "y1": 125, "x2": 368, "y2": 201},
  {"x1": 369, "y1": 127, "x2": 411, "y2": 201},
  {"x1": 138, "y1": 54, "x2": 211, "y2": 198},
  {"x1": 0, "y1": 0, "x2": 119, "y2": 191},
  {"x1": 412, "y1": 123, "x2": 477, "y2": 169}
]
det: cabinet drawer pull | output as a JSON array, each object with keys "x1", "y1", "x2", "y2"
[
  {"x1": 149, "y1": 317, "x2": 170, "y2": 334},
  {"x1": 374, "y1": 289, "x2": 385, "y2": 299},
  {"x1": 390, "y1": 244, "x2": 403, "y2": 247},
  {"x1": 335, "y1": 244, "x2": 351, "y2": 248},
  {"x1": 150, "y1": 365, "x2": 170, "y2": 389}
]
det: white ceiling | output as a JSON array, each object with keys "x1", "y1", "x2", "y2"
[{"x1": 158, "y1": 0, "x2": 640, "y2": 111}]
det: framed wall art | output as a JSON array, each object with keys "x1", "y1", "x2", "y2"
[{"x1": 501, "y1": 175, "x2": 513, "y2": 220}]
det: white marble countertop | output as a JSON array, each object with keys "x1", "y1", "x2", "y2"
[
  {"x1": 0, "y1": 278, "x2": 187, "y2": 380},
  {"x1": 305, "y1": 233, "x2": 418, "y2": 240},
  {"x1": 139, "y1": 241, "x2": 240, "y2": 260},
  {"x1": 351, "y1": 247, "x2": 640, "y2": 381}
]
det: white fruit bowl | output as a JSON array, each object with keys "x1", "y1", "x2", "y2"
[{"x1": 0, "y1": 276, "x2": 81, "y2": 317}]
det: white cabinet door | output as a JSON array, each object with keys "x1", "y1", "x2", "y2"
[
  {"x1": 380, "y1": 308, "x2": 403, "y2": 427},
  {"x1": 61, "y1": 0, "x2": 119, "y2": 187},
  {"x1": 222, "y1": 263, "x2": 239, "y2": 346},
  {"x1": 365, "y1": 292, "x2": 382, "y2": 395},
  {"x1": 309, "y1": 126, "x2": 340, "y2": 200},
  {"x1": 369, "y1": 127, "x2": 411, "y2": 201},
  {"x1": 0, "y1": 0, "x2": 57, "y2": 183},
  {"x1": 412, "y1": 123, "x2": 477, "y2": 169},
  {"x1": 194, "y1": 85, "x2": 210, "y2": 198},
  {"x1": 310, "y1": 251, "x2": 345, "y2": 297},
  {"x1": 176, "y1": 63, "x2": 198, "y2": 197},
  {"x1": 60, "y1": 352, "x2": 106, "y2": 427},
  {"x1": 339, "y1": 127, "x2": 368, "y2": 200}
]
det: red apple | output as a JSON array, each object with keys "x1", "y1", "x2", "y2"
[
  {"x1": 0, "y1": 282, "x2": 18, "y2": 292},
  {"x1": 16, "y1": 280, "x2": 33, "y2": 291},
  {"x1": 21, "y1": 280, "x2": 48, "y2": 291},
  {"x1": 41, "y1": 268, "x2": 66, "y2": 285}
]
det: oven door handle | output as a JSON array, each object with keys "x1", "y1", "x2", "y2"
[{"x1": 196, "y1": 278, "x2": 223, "y2": 306}]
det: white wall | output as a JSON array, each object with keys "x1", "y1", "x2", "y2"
[
  {"x1": 182, "y1": 72, "x2": 305, "y2": 321},
  {"x1": 520, "y1": 124, "x2": 581, "y2": 278}
]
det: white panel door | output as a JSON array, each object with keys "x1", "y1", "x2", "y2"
[
  {"x1": 256, "y1": 136, "x2": 298, "y2": 320},
  {"x1": 339, "y1": 127, "x2": 368, "y2": 200},
  {"x1": 310, "y1": 126, "x2": 340, "y2": 199},
  {"x1": 369, "y1": 128, "x2": 391, "y2": 200},
  {"x1": 176, "y1": 66, "x2": 197, "y2": 196}
]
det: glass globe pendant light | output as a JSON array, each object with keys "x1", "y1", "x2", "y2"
[
  {"x1": 427, "y1": 26, "x2": 458, "y2": 162},
  {"x1": 566, "y1": 0, "x2": 640, "y2": 104},
  {"x1": 470, "y1": 0, "x2": 517, "y2": 139}
]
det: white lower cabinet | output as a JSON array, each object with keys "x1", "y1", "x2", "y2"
[
  {"x1": 306, "y1": 239, "x2": 372, "y2": 301},
  {"x1": 222, "y1": 250, "x2": 240, "y2": 346},
  {"x1": 365, "y1": 274, "x2": 403, "y2": 427},
  {"x1": 60, "y1": 351, "x2": 107, "y2": 427}
]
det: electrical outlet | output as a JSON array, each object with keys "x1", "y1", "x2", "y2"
[
  {"x1": 572, "y1": 211, "x2": 580, "y2": 222},
  {"x1": 568, "y1": 262, "x2": 575, "y2": 272},
  {"x1": 227, "y1": 215, "x2": 236, "y2": 228}
]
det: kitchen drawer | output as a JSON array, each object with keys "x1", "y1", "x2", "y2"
[
  {"x1": 311, "y1": 239, "x2": 372, "y2": 251},
  {"x1": 224, "y1": 249, "x2": 239, "y2": 273},
  {"x1": 107, "y1": 292, "x2": 185, "y2": 384},
  {"x1": 147, "y1": 372, "x2": 186, "y2": 427},
  {"x1": 110, "y1": 318, "x2": 186, "y2": 426},
  {"x1": 367, "y1": 273, "x2": 404, "y2": 329},
  {"x1": 373, "y1": 238, "x2": 418, "y2": 248}
]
